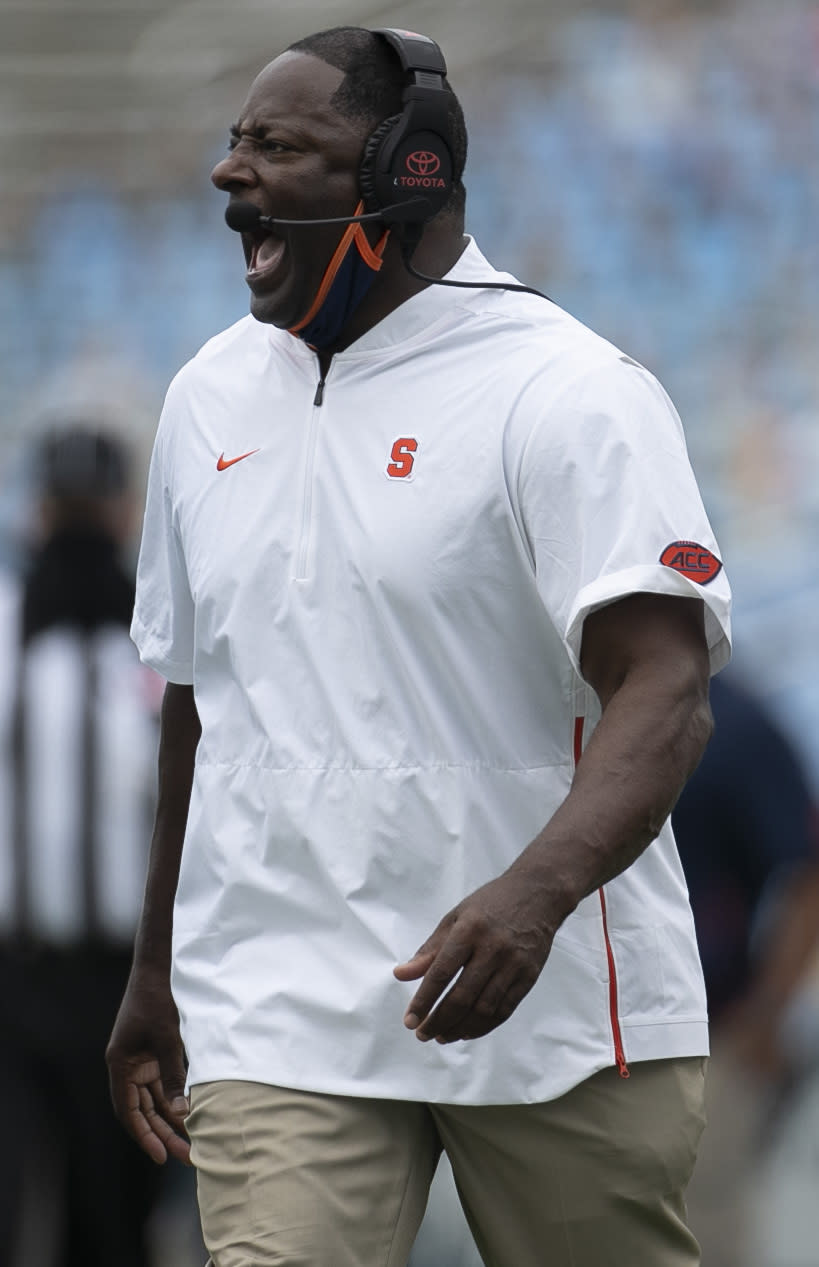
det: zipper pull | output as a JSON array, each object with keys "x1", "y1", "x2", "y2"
[{"x1": 313, "y1": 377, "x2": 325, "y2": 407}]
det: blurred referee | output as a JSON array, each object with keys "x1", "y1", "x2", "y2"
[{"x1": 0, "y1": 425, "x2": 163, "y2": 1266}]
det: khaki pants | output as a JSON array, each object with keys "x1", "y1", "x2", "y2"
[{"x1": 187, "y1": 1057, "x2": 706, "y2": 1267}]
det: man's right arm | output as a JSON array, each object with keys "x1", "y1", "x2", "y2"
[{"x1": 106, "y1": 681, "x2": 201, "y2": 1165}]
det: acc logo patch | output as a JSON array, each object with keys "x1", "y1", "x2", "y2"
[{"x1": 660, "y1": 541, "x2": 722, "y2": 584}]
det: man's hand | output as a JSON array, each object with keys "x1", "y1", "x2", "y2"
[
  {"x1": 106, "y1": 968, "x2": 191, "y2": 1165},
  {"x1": 393, "y1": 870, "x2": 556, "y2": 1043},
  {"x1": 107, "y1": 683, "x2": 200, "y2": 1165}
]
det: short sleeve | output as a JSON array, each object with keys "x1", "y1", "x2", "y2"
[
  {"x1": 130, "y1": 388, "x2": 195, "y2": 684},
  {"x1": 517, "y1": 356, "x2": 731, "y2": 676}
]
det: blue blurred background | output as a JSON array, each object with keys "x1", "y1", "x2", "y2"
[
  {"x1": 2, "y1": 3, "x2": 819, "y2": 1264},
  {"x1": 2, "y1": 0, "x2": 817, "y2": 790}
]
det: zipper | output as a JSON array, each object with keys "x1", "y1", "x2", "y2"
[
  {"x1": 573, "y1": 715, "x2": 630, "y2": 1079},
  {"x1": 294, "y1": 372, "x2": 325, "y2": 579},
  {"x1": 598, "y1": 887, "x2": 630, "y2": 1078}
]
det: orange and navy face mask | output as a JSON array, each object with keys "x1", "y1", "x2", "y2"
[{"x1": 288, "y1": 203, "x2": 389, "y2": 351}]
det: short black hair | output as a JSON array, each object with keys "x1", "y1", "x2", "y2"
[{"x1": 286, "y1": 26, "x2": 467, "y2": 216}]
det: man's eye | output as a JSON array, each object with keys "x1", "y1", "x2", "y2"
[{"x1": 225, "y1": 134, "x2": 290, "y2": 155}]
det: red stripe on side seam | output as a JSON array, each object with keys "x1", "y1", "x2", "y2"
[
  {"x1": 573, "y1": 715, "x2": 630, "y2": 1079},
  {"x1": 598, "y1": 888, "x2": 630, "y2": 1078}
]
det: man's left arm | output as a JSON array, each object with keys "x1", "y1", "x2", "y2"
[{"x1": 394, "y1": 591, "x2": 713, "y2": 1043}]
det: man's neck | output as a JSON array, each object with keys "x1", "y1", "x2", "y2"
[{"x1": 317, "y1": 230, "x2": 470, "y2": 365}]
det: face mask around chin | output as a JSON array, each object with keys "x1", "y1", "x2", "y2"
[{"x1": 288, "y1": 212, "x2": 390, "y2": 351}]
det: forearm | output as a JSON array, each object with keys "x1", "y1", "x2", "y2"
[
  {"x1": 510, "y1": 594, "x2": 713, "y2": 927},
  {"x1": 511, "y1": 666, "x2": 713, "y2": 923},
  {"x1": 133, "y1": 682, "x2": 201, "y2": 973}
]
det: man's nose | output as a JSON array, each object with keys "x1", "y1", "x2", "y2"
[{"x1": 211, "y1": 150, "x2": 256, "y2": 192}]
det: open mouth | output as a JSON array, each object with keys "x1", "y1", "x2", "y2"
[{"x1": 244, "y1": 225, "x2": 286, "y2": 283}]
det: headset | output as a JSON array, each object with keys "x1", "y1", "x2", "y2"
[
  {"x1": 225, "y1": 27, "x2": 550, "y2": 300},
  {"x1": 223, "y1": 27, "x2": 453, "y2": 241},
  {"x1": 361, "y1": 28, "x2": 549, "y2": 298},
  {"x1": 358, "y1": 28, "x2": 456, "y2": 228}
]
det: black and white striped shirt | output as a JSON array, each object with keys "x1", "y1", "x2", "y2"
[{"x1": 0, "y1": 568, "x2": 159, "y2": 947}]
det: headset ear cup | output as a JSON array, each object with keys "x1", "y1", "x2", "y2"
[{"x1": 359, "y1": 114, "x2": 403, "y2": 213}]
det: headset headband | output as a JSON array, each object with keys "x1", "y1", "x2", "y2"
[
  {"x1": 371, "y1": 27, "x2": 448, "y2": 77},
  {"x1": 359, "y1": 28, "x2": 455, "y2": 224}
]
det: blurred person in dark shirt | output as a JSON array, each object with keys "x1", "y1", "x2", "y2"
[
  {"x1": 674, "y1": 671, "x2": 819, "y2": 1267},
  {"x1": 0, "y1": 424, "x2": 165, "y2": 1267}
]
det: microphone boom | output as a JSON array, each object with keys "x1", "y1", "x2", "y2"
[
  {"x1": 222, "y1": 199, "x2": 551, "y2": 302},
  {"x1": 224, "y1": 198, "x2": 432, "y2": 233}
]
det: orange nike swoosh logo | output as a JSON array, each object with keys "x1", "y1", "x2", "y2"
[{"x1": 216, "y1": 449, "x2": 259, "y2": 471}]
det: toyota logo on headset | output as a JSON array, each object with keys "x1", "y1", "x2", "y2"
[{"x1": 406, "y1": 150, "x2": 441, "y2": 176}]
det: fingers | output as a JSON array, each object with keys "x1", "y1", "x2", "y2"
[
  {"x1": 392, "y1": 950, "x2": 436, "y2": 982},
  {"x1": 139, "y1": 1085, "x2": 192, "y2": 1166},
  {"x1": 399, "y1": 926, "x2": 542, "y2": 1043},
  {"x1": 110, "y1": 1056, "x2": 191, "y2": 1166},
  {"x1": 396, "y1": 877, "x2": 552, "y2": 1043},
  {"x1": 152, "y1": 1061, "x2": 190, "y2": 1127},
  {"x1": 414, "y1": 957, "x2": 505, "y2": 1041},
  {"x1": 422, "y1": 972, "x2": 536, "y2": 1043},
  {"x1": 400, "y1": 934, "x2": 471, "y2": 1030},
  {"x1": 394, "y1": 922, "x2": 451, "y2": 983}
]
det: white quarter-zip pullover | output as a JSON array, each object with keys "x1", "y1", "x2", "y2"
[{"x1": 132, "y1": 239, "x2": 731, "y2": 1103}]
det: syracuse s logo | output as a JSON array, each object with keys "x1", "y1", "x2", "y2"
[
  {"x1": 406, "y1": 151, "x2": 440, "y2": 176},
  {"x1": 386, "y1": 437, "x2": 418, "y2": 480}
]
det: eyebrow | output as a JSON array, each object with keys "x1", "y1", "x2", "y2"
[{"x1": 229, "y1": 123, "x2": 268, "y2": 140}]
